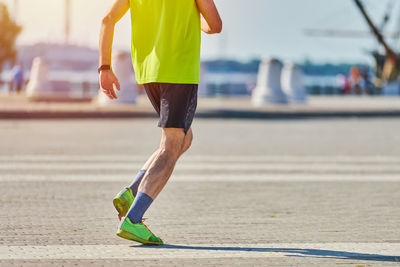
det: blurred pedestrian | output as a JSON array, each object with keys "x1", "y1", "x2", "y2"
[
  {"x1": 98, "y1": 0, "x2": 222, "y2": 245},
  {"x1": 350, "y1": 66, "x2": 361, "y2": 95},
  {"x1": 336, "y1": 73, "x2": 351, "y2": 95},
  {"x1": 360, "y1": 66, "x2": 373, "y2": 95},
  {"x1": 10, "y1": 62, "x2": 24, "y2": 94}
]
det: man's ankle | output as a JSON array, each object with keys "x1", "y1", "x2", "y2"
[{"x1": 127, "y1": 192, "x2": 154, "y2": 224}]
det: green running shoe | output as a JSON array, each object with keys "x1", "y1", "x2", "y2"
[
  {"x1": 113, "y1": 188, "x2": 134, "y2": 220},
  {"x1": 117, "y1": 217, "x2": 164, "y2": 245}
]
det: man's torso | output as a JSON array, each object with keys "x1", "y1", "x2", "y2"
[{"x1": 129, "y1": 0, "x2": 201, "y2": 85}]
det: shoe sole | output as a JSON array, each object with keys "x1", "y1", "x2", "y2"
[
  {"x1": 113, "y1": 195, "x2": 130, "y2": 218},
  {"x1": 116, "y1": 229, "x2": 163, "y2": 245}
]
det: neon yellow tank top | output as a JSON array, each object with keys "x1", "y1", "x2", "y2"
[{"x1": 129, "y1": 0, "x2": 201, "y2": 84}]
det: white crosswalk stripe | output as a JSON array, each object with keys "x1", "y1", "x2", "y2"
[
  {"x1": 0, "y1": 243, "x2": 399, "y2": 260},
  {"x1": 1, "y1": 155, "x2": 399, "y2": 182}
]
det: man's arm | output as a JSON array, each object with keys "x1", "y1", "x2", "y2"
[
  {"x1": 195, "y1": 0, "x2": 222, "y2": 34},
  {"x1": 98, "y1": 0, "x2": 129, "y2": 99}
]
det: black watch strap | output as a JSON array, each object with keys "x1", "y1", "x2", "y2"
[{"x1": 98, "y1": 65, "x2": 111, "y2": 74}]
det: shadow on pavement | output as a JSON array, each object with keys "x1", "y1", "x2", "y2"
[{"x1": 132, "y1": 244, "x2": 400, "y2": 263}]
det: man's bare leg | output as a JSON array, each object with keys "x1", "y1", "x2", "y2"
[
  {"x1": 125, "y1": 128, "x2": 191, "y2": 223},
  {"x1": 127, "y1": 128, "x2": 192, "y2": 195},
  {"x1": 138, "y1": 128, "x2": 188, "y2": 199}
]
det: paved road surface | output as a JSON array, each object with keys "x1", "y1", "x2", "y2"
[{"x1": 0, "y1": 118, "x2": 399, "y2": 266}]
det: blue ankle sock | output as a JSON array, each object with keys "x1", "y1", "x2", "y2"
[
  {"x1": 126, "y1": 192, "x2": 153, "y2": 224},
  {"x1": 128, "y1": 169, "x2": 146, "y2": 197}
]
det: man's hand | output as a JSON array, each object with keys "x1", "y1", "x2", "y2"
[
  {"x1": 99, "y1": 70, "x2": 120, "y2": 100},
  {"x1": 195, "y1": 0, "x2": 222, "y2": 34}
]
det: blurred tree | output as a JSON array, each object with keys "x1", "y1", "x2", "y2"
[{"x1": 0, "y1": 2, "x2": 22, "y2": 74}]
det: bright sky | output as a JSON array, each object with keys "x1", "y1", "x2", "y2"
[{"x1": 3, "y1": 0, "x2": 400, "y2": 63}]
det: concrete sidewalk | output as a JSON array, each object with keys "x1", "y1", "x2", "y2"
[
  {"x1": 1, "y1": 94, "x2": 400, "y2": 119},
  {"x1": 0, "y1": 118, "x2": 400, "y2": 266},
  {"x1": 1, "y1": 173, "x2": 399, "y2": 266}
]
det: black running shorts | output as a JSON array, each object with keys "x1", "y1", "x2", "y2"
[{"x1": 143, "y1": 83, "x2": 198, "y2": 134}]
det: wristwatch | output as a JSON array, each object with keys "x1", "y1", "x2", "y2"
[{"x1": 98, "y1": 65, "x2": 111, "y2": 74}]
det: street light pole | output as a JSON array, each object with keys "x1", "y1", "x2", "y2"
[
  {"x1": 12, "y1": 0, "x2": 18, "y2": 22},
  {"x1": 65, "y1": 0, "x2": 71, "y2": 45}
]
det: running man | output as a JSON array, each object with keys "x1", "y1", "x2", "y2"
[{"x1": 98, "y1": 0, "x2": 222, "y2": 245}]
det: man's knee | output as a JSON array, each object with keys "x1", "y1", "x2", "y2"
[{"x1": 160, "y1": 128, "x2": 185, "y2": 158}]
